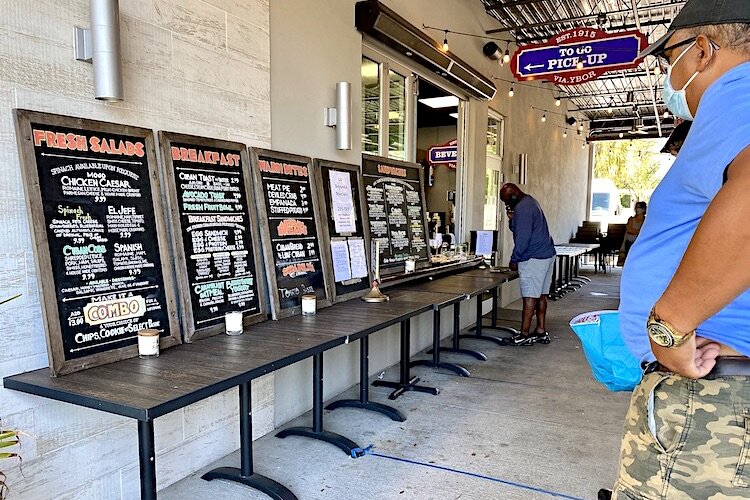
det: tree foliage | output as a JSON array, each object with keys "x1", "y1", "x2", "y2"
[{"x1": 594, "y1": 139, "x2": 664, "y2": 202}]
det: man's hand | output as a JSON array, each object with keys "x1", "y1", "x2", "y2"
[
  {"x1": 650, "y1": 336, "x2": 721, "y2": 379},
  {"x1": 509, "y1": 262, "x2": 518, "y2": 272}
]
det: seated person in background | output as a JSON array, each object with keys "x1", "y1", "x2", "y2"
[{"x1": 619, "y1": 202, "x2": 647, "y2": 264}]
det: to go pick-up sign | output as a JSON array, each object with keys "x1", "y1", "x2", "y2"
[{"x1": 510, "y1": 28, "x2": 648, "y2": 86}]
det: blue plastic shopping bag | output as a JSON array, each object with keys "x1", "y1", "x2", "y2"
[{"x1": 569, "y1": 310, "x2": 642, "y2": 392}]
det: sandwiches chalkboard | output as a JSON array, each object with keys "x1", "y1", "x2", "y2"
[
  {"x1": 361, "y1": 154, "x2": 430, "y2": 274},
  {"x1": 251, "y1": 149, "x2": 331, "y2": 319},
  {"x1": 313, "y1": 160, "x2": 371, "y2": 303},
  {"x1": 13, "y1": 110, "x2": 180, "y2": 376},
  {"x1": 159, "y1": 132, "x2": 267, "y2": 341}
]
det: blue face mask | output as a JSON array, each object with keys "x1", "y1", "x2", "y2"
[{"x1": 662, "y1": 41, "x2": 710, "y2": 121}]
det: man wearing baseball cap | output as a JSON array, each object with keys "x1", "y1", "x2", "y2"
[{"x1": 614, "y1": 0, "x2": 750, "y2": 497}]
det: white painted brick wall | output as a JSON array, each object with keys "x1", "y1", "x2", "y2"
[{"x1": 0, "y1": 1, "x2": 272, "y2": 498}]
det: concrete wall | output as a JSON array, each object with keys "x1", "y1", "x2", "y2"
[{"x1": 0, "y1": 1, "x2": 275, "y2": 498}]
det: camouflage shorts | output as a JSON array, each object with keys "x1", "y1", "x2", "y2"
[{"x1": 613, "y1": 370, "x2": 750, "y2": 499}]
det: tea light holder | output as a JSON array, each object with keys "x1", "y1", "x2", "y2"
[
  {"x1": 301, "y1": 294, "x2": 317, "y2": 316},
  {"x1": 225, "y1": 311, "x2": 243, "y2": 335},
  {"x1": 137, "y1": 328, "x2": 160, "y2": 358},
  {"x1": 404, "y1": 259, "x2": 415, "y2": 273}
]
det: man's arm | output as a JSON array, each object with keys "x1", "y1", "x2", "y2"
[
  {"x1": 509, "y1": 206, "x2": 533, "y2": 265},
  {"x1": 652, "y1": 145, "x2": 750, "y2": 378}
]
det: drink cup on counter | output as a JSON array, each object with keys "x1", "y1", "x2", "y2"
[{"x1": 225, "y1": 311, "x2": 243, "y2": 335}]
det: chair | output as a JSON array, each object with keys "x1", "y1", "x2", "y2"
[{"x1": 601, "y1": 224, "x2": 627, "y2": 269}]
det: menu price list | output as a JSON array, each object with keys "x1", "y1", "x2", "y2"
[
  {"x1": 170, "y1": 143, "x2": 261, "y2": 329},
  {"x1": 258, "y1": 157, "x2": 325, "y2": 310},
  {"x1": 32, "y1": 124, "x2": 170, "y2": 360},
  {"x1": 362, "y1": 158, "x2": 428, "y2": 266}
]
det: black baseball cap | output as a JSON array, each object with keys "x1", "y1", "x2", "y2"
[{"x1": 640, "y1": 0, "x2": 750, "y2": 58}]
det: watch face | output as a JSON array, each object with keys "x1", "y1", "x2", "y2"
[{"x1": 648, "y1": 323, "x2": 675, "y2": 347}]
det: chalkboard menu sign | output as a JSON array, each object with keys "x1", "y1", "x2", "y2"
[
  {"x1": 251, "y1": 149, "x2": 331, "y2": 319},
  {"x1": 13, "y1": 110, "x2": 180, "y2": 376},
  {"x1": 313, "y1": 160, "x2": 371, "y2": 303},
  {"x1": 159, "y1": 132, "x2": 267, "y2": 341},
  {"x1": 361, "y1": 154, "x2": 430, "y2": 273}
]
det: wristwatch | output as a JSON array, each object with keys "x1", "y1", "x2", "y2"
[{"x1": 646, "y1": 307, "x2": 696, "y2": 348}]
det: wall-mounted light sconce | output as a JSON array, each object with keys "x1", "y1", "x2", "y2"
[
  {"x1": 324, "y1": 82, "x2": 352, "y2": 150},
  {"x1": 74, "y1": 0, "x2": 124, "y2": 101}
]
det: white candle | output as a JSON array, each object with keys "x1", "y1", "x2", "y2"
[
  {"x1": 301, "y1": 294, "x2": 317, "y2": 316},
  {"x1": 225, "y1": 311, "x2": 243, "y2": 335},
  {"x1": 137, "y1": 329, "x2": 160, "y2": 358},
  {"x1": 404, "y1": 259, "x2": 415, "y2": 273},
  {"x1": 375, "y1": 240, "x2": 380, "y2": 280}
]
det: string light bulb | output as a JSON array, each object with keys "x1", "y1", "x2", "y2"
[
  {"x1": 442, "y1": 31, "x2": 449, "y2": 52},
  {"x1": 582, "y1": 142, "x2": 587, "y2": 149},
  {"x1": 619, "y1": 132, "x2": 624, "y2": 138},
  {"x1": 576, "y1": 60, "x2": 584, "y2": 70},
  {"x1": 563, "y1": 129, "x2": 568, "y2": 138},
  {"x1": 508, "y1": 85, "x2": 514, "y2": 97},
  {"x1": 555, "y1": 96, "x2": 561, "y2": 107},
  {"x1": 503, "y1": 43, "x2": 511, "y2": 64},
  {"x1": 654, "y1": 64, "x2": 662, "y2": 76},
  {"x1": 579, "y1": 123, "x2": 584, "y2": 132},
  {"x1": 541, "y1": 113, "x2": 547, "y2": 123},
  {"x1": 663, "y1": 111, "x2": 670, "y2": 118}
]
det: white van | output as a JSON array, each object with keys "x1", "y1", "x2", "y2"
[{"x1": 590, "y1": 178, "x2": 622, "y2": 224}]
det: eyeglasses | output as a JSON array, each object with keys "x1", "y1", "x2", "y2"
[{"x1": 654, "y1": 36, "x2": 721, "y2": 68}]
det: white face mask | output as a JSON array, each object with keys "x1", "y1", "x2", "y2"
[{"x1": 662, "y1": 40, "x2": 714, "y2": 121}]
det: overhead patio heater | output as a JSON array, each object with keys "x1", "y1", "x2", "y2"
[{"x1": 355, "y1": 0, "x2": 496, "y2": 101}]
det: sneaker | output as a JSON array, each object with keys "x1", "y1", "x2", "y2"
[
  {"x1": 503, "y1": 333, "x2": 536, "y2": 346},
  {"x1": 531, "y1": 331, "x2": 551, "y2": 344}
]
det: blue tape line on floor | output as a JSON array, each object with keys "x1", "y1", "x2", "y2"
[{"x1": 367, "y1": 451, "x2": 585, "y2": 500}]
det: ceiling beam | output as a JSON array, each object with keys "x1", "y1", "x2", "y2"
[
  {"x1": 513, "y1": 18, "x2": 672, "y2": 43},
  {"x1": 562, "y1": 88, "x2": 656, "y2": 99},
  {"x1": 485, "y1": 0, "x2": 548, "y2": 12}
]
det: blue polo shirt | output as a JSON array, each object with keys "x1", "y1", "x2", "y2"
[
  {"x1": 509, "y1": 195, "x2": 556, "y2": 264},
  {"x1": 620, "y1": 62, "x2": 750, "y2": 363}
]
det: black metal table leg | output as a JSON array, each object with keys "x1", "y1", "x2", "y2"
[
  {"x1": 472, "y1": 287, "x2": 519, "y2": 336},
  {"x1": 138, "y1": 419, "x2": 156, "y2": 500},
  {"x1": 458, "y1": 292, "x2": 507, "y2": 345},
  {"x1": 326, "y1": 337, "x2": 405, "y2": 421},
  {"x1": 410, "y1": 308, "x2": 470, "y2": 377},
  {"x1": 203, "y1": 382, "x2": 298, "y2": 500},
  {"x1": 428, "y1": 302, "x2": 486, "y2": 360},
  {"x1": 276, "y1": 353, "x2": 361, "y2": 456},
  {"x1": 373, "y1": 320, "x2": 440, "y2": 400}
]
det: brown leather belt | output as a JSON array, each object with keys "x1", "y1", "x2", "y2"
[{"x1": 645, "y1": 356, "x2": 750, "y2": 377}]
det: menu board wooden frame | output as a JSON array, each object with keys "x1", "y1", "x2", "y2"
[
  {"x1": 313, "y1": 159, "x2": 372, "y2": 303},
  {"x1": 13, "y1": 110, "x2": 181, "y2": 376},
  {"x1": 361, "y1": 154, "x2": 431, "y2": 275},
  {"x1": 250, "y1": 148, "x2": 332, "y2": 319},
  {"x1": 158, "y1": 132, "x2": 268, "y2": 342}
]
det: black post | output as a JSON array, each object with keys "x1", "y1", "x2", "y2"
[
  {"x1": 475, "y1": 293, "x2": 483, "y2": 336},
  {"x1": 359, "y1": 337, "x2": 369, "y2": 404},
  {"x1": 138, "y1": 419, "x2": 157, "y2": 500},
  {"x1": 400, "y1": 320, "x2": 410, "y2": 384},
  {"x1": 432, "y1": 309, "x2": 441, "y2": 364},
  {"x1": 452, "y1": 303, "x2": 460, "y2": 349},
  {"x1": 490, "y1": 287, "x2": 498, "y2": 327},
  {"x1": 312, "y1": 353, "x2": 323, "y2": 434},
  {"x1": 239, "y1": 382, "x2": 253, "y2": 477}
]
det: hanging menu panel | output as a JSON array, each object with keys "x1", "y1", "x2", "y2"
[
  {"x1": 251, "y1": 149, "x2": 331, "y2": 319},
  {"x1": 13, "y1": 110, "x2": 180, "y2": 376},
  {"x1": 159, "y1": 133, "x2": 266, "y2": 341},
  {"x1": 361, "y1": 155, "x2": 429, "y2": 272},
  {"x1": 313, "y1": 160, "x2": 371, "y2": 303}
]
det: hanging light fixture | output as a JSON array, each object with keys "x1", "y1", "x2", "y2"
[
  {"x1": 503, "y1": 43, "x2": 511, "y2": 64},
  {"x1": 508, "y1": 85, "x2": 514, "y2": 97},
  {"x1": 442, "y1": 30, "x2": 449, "y2": 52}
]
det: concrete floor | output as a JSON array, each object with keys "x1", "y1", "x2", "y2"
[{"x1": 162, "y1": 269, "x2": 629, "y2": 500}]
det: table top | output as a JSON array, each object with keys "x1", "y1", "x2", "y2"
[
  {"x1": 399, "y1": 270, "x2": 515, "y2": 299},
  {"x1": 554, "y1": 245, "x2": 592, "y2": 257},
  {"x1": 560, "y1": 243, "x2": 600, "y2": 250},
  {"x1": 2, "y1": 279, "x2": 470, "y2": 421}
]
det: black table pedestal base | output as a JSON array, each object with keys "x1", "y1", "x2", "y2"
[
  {"x1": 325, "y1": 337, "x2": 406, "y2": 421},
  {"x1": 409, "y1": 359, "x2": 469, "y2": 377},
  {"x1": 373, "y1": 375, "x2": 440, "y2": 400},
  {"x1": 275, "y1": 427, "x2": 360, "y2": 456},
  {"x1": 429, "y1": 346, "x2": 488, "y2": 360},
  {"x1": 202, "y1": 468, "x2": 298, "y2": 500},
  {"x1": 325, "y1": 399, "x2": 405, "y2": 421}
]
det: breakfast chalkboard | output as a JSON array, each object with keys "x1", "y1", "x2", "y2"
[
  {"x1": 313, "y1": 159, "x2": 371, "y2": 303},
  {"x1": 361, "y1": 154, "x2": 430, "y2": 274},
  {"x1": 13, "y1": 110, "x2": 180, "y2": 376},
  {"x1": 251, "y1": 149, "x2": 331, "y2": 319},
  {"x1": 159, "y1": 132, "x2": 267, "y2": 341}
]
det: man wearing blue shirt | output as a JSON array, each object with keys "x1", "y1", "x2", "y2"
[
  {"x1": 614, "y1": 1, "x2": 750, "y2": 497},
  {"x1": 500, "y1": 183, "x2": 556, "y2": 346}
]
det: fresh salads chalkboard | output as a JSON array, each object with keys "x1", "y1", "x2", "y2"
[
  {"x1": 159, "y1": 132, "x2": 267, "y2": 341},
  {"x1": 251, "y1": 149, "x2": 331, "y2": 319},
  {"x1": 13, "y1": 110, "x2": 180, "y2": 376},
  {"x1": 313, "y1": 160, "x2": 371, "y2": 303},
  {"x1": 361, "y1": 154, "x2": 430, "y2": 274}
]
